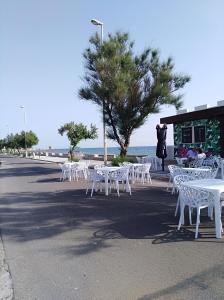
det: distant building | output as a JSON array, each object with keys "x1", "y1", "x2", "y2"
[{"x1": 160, "y1": 101, "x2": 224, "y2": 158}]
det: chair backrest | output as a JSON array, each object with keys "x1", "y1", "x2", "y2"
[
  {"x1": 168, "y1": 165, "x2": 183, "y2": 177},
  {"x1": 173, "y1": 174, "x2": 195, "y2": 191},
  {"x1": 119, "y1": 162, "x2": 132, "y2": 167},
  {"x1": 213, "y1": 156, "x2": 221, "y2": 168},
  {"x1": 179, "y1": 185, "x2": 212, "y2": 208},
  {"x1": 199, "y1": 166, "x2": 212, "y2": 169},
  {"x1": 208, "y1": 167, "x2": 219, "y2": 179},
  {"x1": 61, "y1": 163, "x2": 71, "y2": 171},
  {"x1": 110, "y1": 167, "x2": 129, "y2": 181},
  {"x1": 87, "y1": 169, "x2": 103, "y2": 180},
  {"x1": 94, "y1": 164, "x2": 104, "y2": 169},
  {"x1": 190, "y1": 158, "x2": 204, "y2": 168},
  {"x1": 141, "y1": 163, "x2": 151, "y2": 173},
  {"x1": 75, "y1": 162, "x2": 87, "y2": 170},
  {"x1": 203, "y1": 156, "x2": 216, "y2": 168},
  {"x1": 175, "y1": 157, "x2": 184, "y2": 165},
  {"x1": 136, "y1": 156, "x2": 142, "y2": 163}
]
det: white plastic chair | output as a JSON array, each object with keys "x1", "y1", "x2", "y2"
[
  {"x1": 203, "y1": 156, "x2": 216, "y2": 168},
  {"x1": 178, "y1": 185, "x2": 214, "y2": 238},
  {"x1": 136, "y1": 156, "x2": 142, "y2": 163},
  {"x1": 86, "y1": 169, "x2": 105, "y2": 197},
  {"x1": 167, "y1": 165, "x2": 183, "y2": 193},
  {"x1": 208, "y1": 167, "x2": 219, "y2": 179},
  {"x1": 142, "y1": 156, "x2": 160, "y2": 170},
  {"x1": 173, "y1": 174, "x2": 195, "y2": 217},
  {"x1": 134, "y1": 163, "x2": 152, "y2": 184},
  {"x1": 94, "y1": 164, "x2": 105, "y2": 170},
  {"x1": 196, "y1": 167, "x2": 219, "y2": 180},
  {"x1": 59, "y1": 163, "x2": 71, "y2": 181},
  {"x1": 189, "y1": 158, "x2": 204, "y2": 168},
  {"x1": 109, "y1": 167, "x2": 131, "y2": 196},
  {"x1": 198, "y1": 166, "x2": 212, "y2": 169},
  {"x1": 71, "y1": 163, "x2": 87, "y2": 181}
]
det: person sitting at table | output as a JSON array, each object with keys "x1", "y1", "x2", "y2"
[
  {"x1": 177, "y1": 144, "x2": 188, "y2": 158},
  {"x1": 197, "y1": 148, "x2": 206, "y2": 159},
  {"x1": 185, "y1": 147, "x2": 197, "y2": 166}
]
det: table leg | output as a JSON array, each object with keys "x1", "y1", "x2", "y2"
[
  {"x1": 179, "y1": 192, "x2": 185, "y2": 225},
  {"x1": 69, "y1": 167, "x2": 72, "y2": 182},
  {"x1": 214, "y1": 191, "x2": 222, "y2": 238},
  {"x1": 105, "y1": 171, "x2": 109, "y2": 196},
  {"x1": 221, "y1": 161, "x2": 224, "y2": 180},
  {"x1": 132, "y1": 166, "x2": 135, "y2": 184}
]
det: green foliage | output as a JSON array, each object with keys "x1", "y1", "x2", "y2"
[
  {"x1": 69, "y1": 156, "x2": 80, "y2": 162},
  {"x1": 58, "y1": 122, "x2": 98, "y2": 155},
  {"x1": 79, "y1": 31, "x2": 190, "y2": 156},
  {"x1": 0, "y1": 131, "x2": 38, "y2": 151},
  {"x1": 111, "y1": 155, "x2": 134, "y2": 166},
  {"x1": 174, "y1": 119, "x2": 221, "y2": 154},
  {"x1": 19, "y1": 131, "x2": 39, "y2": 149}
]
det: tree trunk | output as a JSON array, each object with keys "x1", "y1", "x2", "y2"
[
  {"x1": 120, "y1": 143, "x2": 129, "y2": 157},
  {"x1": 69, "y1": 146, "x2": 74, "y2": 161}
]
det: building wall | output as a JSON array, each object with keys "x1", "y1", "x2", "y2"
[{"x1": 173, "y1": 118, "x2": 221, "y2": 154}]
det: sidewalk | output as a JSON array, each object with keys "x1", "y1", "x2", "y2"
[
  {"x1": 1, "y1": 156, "x2": 224, "y2": 299},
  {"x1": 0, "y1": 234, "x2": 13, "y2": 300},
  {"x1": 32, "y1": 155, "x2": 104, "y2": 166}
]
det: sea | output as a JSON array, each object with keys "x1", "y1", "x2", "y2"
[{"x1": 48, "y1": 146, "x2": 157, "y2": 156}]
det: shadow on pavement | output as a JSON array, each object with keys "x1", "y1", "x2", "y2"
[
  {"x1": 138, "y1": 263, "x2": 224, "y2": 300},
  {"x1": 0, "y1": 155, "x2": 223, "y2": 258},
  {"x1": 0, "y1": 184, "x2": 222, "y2": 256}
]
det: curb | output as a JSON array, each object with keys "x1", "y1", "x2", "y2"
[{"x1": 0, "y1": 232, "x2": 13, "y2": 300}]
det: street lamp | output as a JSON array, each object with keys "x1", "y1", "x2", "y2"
[
  {"x1": 20, "y1": 105, "x2": 27, "y2": 157},
  {"x1": 91, "y1": 18, "x2": 107, "y2": 165},
  {"x1": 5, "y1": 124, "x2": 9, "y2": 136}
]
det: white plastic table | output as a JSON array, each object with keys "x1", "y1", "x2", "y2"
[
  {"x1": 181, "y1": 167, "x2": 211, "y2": 177},
  {"x1": 182, "y1": 179, "x2": 224, "y2": 238},
  {"x1": 99, "y1": 166, "x2": 122, "y2": 195},
  {"x1": 142, "y1": 157, "x2": 161, "y2": 170}
]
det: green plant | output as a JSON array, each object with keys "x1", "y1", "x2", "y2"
[
  {"x1": 111, "y1": 155, "x2": 133, "y2": 166},
  {"x1": 69, "y1": 156, "x2": 80, "y2": 162},
  {"x1": 58, "y1": 122, "x2": 98, "y2": 158},
  {"x1": 79, "y1": 32, "x2": 190, "y2": 156}
]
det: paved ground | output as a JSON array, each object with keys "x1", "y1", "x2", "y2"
[
  {"x1": 0, "y1": 156, "x2": 224, "y2": 300},
  {"x1": 31, "y1": 155, "x2": 104, "y2": 165}
]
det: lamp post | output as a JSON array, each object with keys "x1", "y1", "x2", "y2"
[
  {"x1": 6, "y1": 124, "x2": 9, "y2": 136},
  {"x1": 20, "y1": 105, "x2": 27, "y2": 157},
  {"x1": 91, "y1": 18, "x2": 107, "y2": 165}
]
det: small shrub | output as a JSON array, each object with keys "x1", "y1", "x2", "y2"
[
  {"x1": 69, "y1": 156, "x2": 80, "y2": 162},
  {"x1": 111, "y1": 155, "x2": 133, "y2": 166}
]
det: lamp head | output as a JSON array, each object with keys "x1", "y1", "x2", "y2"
[
  {"x1": 91, "y1": 19, "x2": 103, "y2": 26},
  {"x1": 20, "y1": 105, "x2": 25, "y2": 109}
]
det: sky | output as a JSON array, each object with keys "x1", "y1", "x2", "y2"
[{"x1": 1, "y1": 0, "x2": 224, "y2": 149}]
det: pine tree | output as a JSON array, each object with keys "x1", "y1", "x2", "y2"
[{"x1": 79, "y1": 32, "x2": 190, "y2": 156}]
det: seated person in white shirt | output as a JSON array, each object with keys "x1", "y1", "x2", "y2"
[{"x1": 197, "y1": 148, "x2": 206, "y2": 159}]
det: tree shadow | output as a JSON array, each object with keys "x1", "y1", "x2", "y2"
[
  {"x1": 137, "y1": 263, "x2": 224, "y2": 299},
  {"x1": 0, "y1": 156, "x2": 223, "y2": 257},
  {"x1": 0, "y1": 166, "x2": 59, "y2": 177}
]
